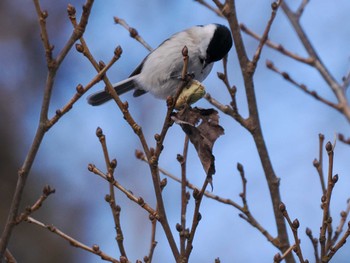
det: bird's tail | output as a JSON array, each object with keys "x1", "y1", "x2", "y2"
[{"x1": 87, "y1": 76, "x2": 137, "y2": 106}]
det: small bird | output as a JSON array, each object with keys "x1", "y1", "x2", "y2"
[{"x1": 87, "y1": 24, "x2": 232, "y2": 106}]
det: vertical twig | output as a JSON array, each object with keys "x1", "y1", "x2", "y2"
[
  {"x1": 96, "y1": 127, "x2": 128, "y2": 258},
  {"x1": 178, "y1": 136, "x2": 190, "y2": 255},
  {"x1": 320, "y1": 142, "x2": 337, "y2": 259}
]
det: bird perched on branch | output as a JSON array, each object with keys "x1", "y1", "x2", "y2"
[{"x1": 87, "y1": 23, "x2": 232, "y2": 106}]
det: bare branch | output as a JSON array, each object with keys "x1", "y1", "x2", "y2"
[
  {"x1": 88, "y1": 164, "x2": 159, "y2": 220},
  {"x1": 251, "y1": 0, "x2": 282, "y2": 69},
  {"x1": 279, "y1": 203, "x2": 307, "y2": 262},
  {"x1": 266, "y1": 60, "x2": 340, "y2": 110},
  {"x1": 320, "y1": 142, "x2": 337, "y2": 259},
  {"x1": 114, "y1": 17, "x2": 153, "y2": 51},
  {"x1": 240, "y1": 23, "x2": 313, "y2": 65},
  {"x1": 305, "y1": 228, "x2": 320, "y2": 262},
  {"x1": 332, "y1": 200, "x2": 350, "y2": 245},
  {"x1": 95, "y1": 127, "x2": 128, "y2": 258},
  {"x1": 281, "y1": 2, "x2": 350, "y2": 123},
  {"x1": 194, "y1": 0, "x2": 223, "y2": 17},
  {"x1": 313, "y1": 134, "x2": 326, "y2": 195},
  {"x1": 15, "y1": 185, "x2": 55, "y2": 224},
  {"x1": 26, "y1": 217, "x2": 120, "y2": 263}
]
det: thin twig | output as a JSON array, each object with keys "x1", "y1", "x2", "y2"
[
  {"x1": 279, "y1": 203, "x2": 307, "y2": 262},
  {"x1": 240, "y1": 23, "x2": 313, "y2": 65},
  {"x1": 48, "y1": 52, "x2": 120, "y2": 128},
  {"x1": 26, "y1": 216, "x2": 120, "y2": 263},
  {"x1": 332, "y1": 199, "x2": 350, "y2": 245},
  {"x1": 96, "y1": 127, "x2": 128, "y2": 258},
  {"x1": 266, "y1": 60, "x2": 340, "y2": 110},
  {"x1": 184, "y1": 177, "x2": 210, "y2": 259},
  {"x1": 320, "y1": 142, "x2": 337, "y2": 259},
  {"x1": 88, "y1": 164, "x2": 159, "y2": 220},
  {"x1": 325, "y1": 222, "x2": 350, "y2": 262},
  {"x1": 251, "y1": 0, "x2": 282, "y2": 69},
  {"x1": 194, "y1": 0, "x2": 223, "y2": 17},
  {"x1": 306, "y1": 228, "x2": 320, "y2": 263},
  {"x1": 179, "y1": 136, "x2": 190, "y2": 255},
  {"x1": 114, "y1": 17, "x2": 153, "y2": 52},
  {"x1": 15, "y1": 185, "x2": 55, "y2": 224}
]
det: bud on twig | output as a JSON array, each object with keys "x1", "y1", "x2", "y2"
[
  {"x1": 67, "y1": 4, "x2": 76, "y2": 16},
  {"x1": 75, "y1": 43, "x2": 84, "y2": 53},
  {"x1": 96, "y1": 127, "x2": 103, "y2": 138},
  {"x1": 279, "y1": 202, "x2": 286, "y2": 212}
]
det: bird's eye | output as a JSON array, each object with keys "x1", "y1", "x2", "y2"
[{"x1": 199, "y1": 56, "x2": 205, "y2": 65}]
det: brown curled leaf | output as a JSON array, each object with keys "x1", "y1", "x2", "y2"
[{"x1": 172, "y1": 107, "x2": 224, "y2": 188}]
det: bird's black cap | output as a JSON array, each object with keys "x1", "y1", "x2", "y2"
[{"x1": 206, "y1": 24, "x2": 233, "y2": 63}]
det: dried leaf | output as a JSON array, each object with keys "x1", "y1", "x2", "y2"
[{"x1": 172, "y1": 107, "x2": 224, "y2": 188}]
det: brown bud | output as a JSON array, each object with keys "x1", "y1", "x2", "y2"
[
  {"x1": 160, "y1": 178, "x2": 167, "y2": 189},
  {"x1": 266, "y1": 60, "x2": 274, "y2": 69},
  {"x1": 129, "y1": 28, "x2": 138, "y2": 38},
  {"x1": 271, "y1": 1, "x2": 278, "y2": 10},
  {"x1": 176, "y1": 223, "x2": 182, "y2": 232},
  {"x1": 96, "y1": 127, "x2": 103, "y2": 138},
  {"x1": 108, "y1": 159, "x2": 116, "y2": 169},
  {"x1": 282, "y1": 72, "x2": 290, "y2": 80},
  {"x1": 332, "y1": 174, "x2": 339, "y2": 183},
  {"x1": 120, "y1": 256, "x2": 127, "y2": 263},
  {"x1": 137, "y1": 197, "x2": 144, "y2": 205},
  {"x1": 154, "y1": 134, "x2": 161, "y2": 142},
  {"x1": 88, "y1": 163, "x2": 95, "y2": 172},
  {"x1": 43, "y1": 185, "x2": 55, "y2": 196},
  {"x1": 55, "y1": 109, "x2": 62, "y2": 116},
  {"x1": 105, "y1": 194, "x2": 111, "y2": 202},
  {"x1": 273, "y1": 253, "x2": 281, "y2": 262},
  {"x1": 177, "y1": 154, "x2": 184, "y2": 163},
  {"x1": 135, "y1": 149, "x2": 145, "y2": 160},
  {"x1": 114, "y1": 46, "x2": 123, "y2": 59},
  {"x1": 325, "y1": 141, "x2": 333, "y2": 153},
  {"x1": 306, "y1": 227, "x2": 312, "y2": 236},
  {"x1": 237, "y1": 162, "x2": 244, "y2": 173},
  {"x1": 76, "y1": 84, "x2": 84, "y2": 94},
  {"x1": 292, "y1": 219, "x2": 300, "y2": 229},
  {"x1": 92, "y1": 244, "x2": 100, "y2": 252},
  {"x1": 75, "y1": 43, "x2": 84, "y2": 53},
  {"x1": 279, "y1": 202, "x2": 286, "y2": 212},
  {"x1": 67, "y1": 4, "x2": 76, "y2": 16},
  {"x1": 217, "y1": 72, "x2": 225, "y2": 80}
]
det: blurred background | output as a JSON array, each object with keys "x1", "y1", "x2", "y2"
[{"x1": 1, "y1": 0, "x2": 350, "y2": 262}]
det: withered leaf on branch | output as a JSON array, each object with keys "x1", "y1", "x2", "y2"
[{"x1": 172, "y1": 107, "x2": 224, "y2": 188}]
